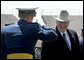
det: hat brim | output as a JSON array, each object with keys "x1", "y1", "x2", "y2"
[
  {"x1": 53, "y1": 16, "x2": 73, "y2": 22},
  {"x1": 55, "y1": 18, "x2": 72, "y2": 22},
  {"x1": 16, "y1": 7, "x2": 38, "y2": 10}
]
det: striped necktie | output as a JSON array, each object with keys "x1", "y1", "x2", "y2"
[{"x1": 63, "y1": 33, "x2": 71, "y2": 51}]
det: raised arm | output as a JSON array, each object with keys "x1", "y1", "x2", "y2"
[{"x1": 37, "y1": 24, "x2": 58, "y2": 42}]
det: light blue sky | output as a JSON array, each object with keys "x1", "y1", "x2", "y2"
[{"x1": 1, "y1": 1, "x2": 83, "y2": 17}]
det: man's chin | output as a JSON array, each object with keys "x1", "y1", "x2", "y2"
[{"x1": 60, "y1": 29, "x2": 66, "y2": 32}]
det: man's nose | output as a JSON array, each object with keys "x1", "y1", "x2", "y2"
[{"x1": 62, "y1": 23, "x2": 65, "y2": 27}]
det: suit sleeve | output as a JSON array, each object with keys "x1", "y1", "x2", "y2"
[
  {"x1": 73, "y1": 31, "x2": 80, "y2": 48},
  {"x1": 75, "y1": 32, "x2": 81, "y2": 52},
  {"x1": 72, "y1": 30, "x2": 81, "y2": 56},
  {"x1": 37, "y1": 24, "x2": 58, "y2": 42}
]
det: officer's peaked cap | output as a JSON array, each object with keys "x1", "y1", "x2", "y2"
[{"x1": 16, "y1": 6, "x2": 38, "y2": 14}]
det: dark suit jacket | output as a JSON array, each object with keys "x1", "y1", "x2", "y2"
[{"x1": 41, "y1": 27, "x2": 81, "y2": 59}]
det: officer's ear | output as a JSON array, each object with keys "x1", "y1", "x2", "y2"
[
  {"x1": 18, "y1": 13, "x2": 21, "y2": 18},
  {"x1": 30, "y1": 14, "x2": 35, "y2": 18}
]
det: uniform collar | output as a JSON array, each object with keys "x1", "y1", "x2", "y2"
[{"x1": 18, "y1": 19, "x2": 33, "y2": 25}]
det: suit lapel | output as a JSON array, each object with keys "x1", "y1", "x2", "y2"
[
  {"x1": 56, "y1": 27, "x2": 75, "y2": 51},
  {"x1": 67, "y1": 29, "x2": 75, "y2": 52},
  {"x1": 55, "y1": 27, "x2": 63, "y2": 39},
  {"x1": 55, "y1": 27, "x2": 71, "y2": 50}
]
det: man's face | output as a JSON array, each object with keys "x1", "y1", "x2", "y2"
[{"x1": 56, "y1": 20, "x2": 69, "y2": 32}]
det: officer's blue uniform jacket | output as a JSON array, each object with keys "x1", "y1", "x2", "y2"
[{"x1": 1, "y1": 19, "x2": 58, "y2": 59}]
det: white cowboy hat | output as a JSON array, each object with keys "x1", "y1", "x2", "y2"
[{"x1": 53, "y1": 10, "x2": 72, "y2": 22}]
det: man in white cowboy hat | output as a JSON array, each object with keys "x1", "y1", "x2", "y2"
[
  {"x1": 41, "y1": 10, "x2": 81, "y2": 59},
  {"x1": 1, "y1": 6, "x2": 58, "y2": 59}
]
